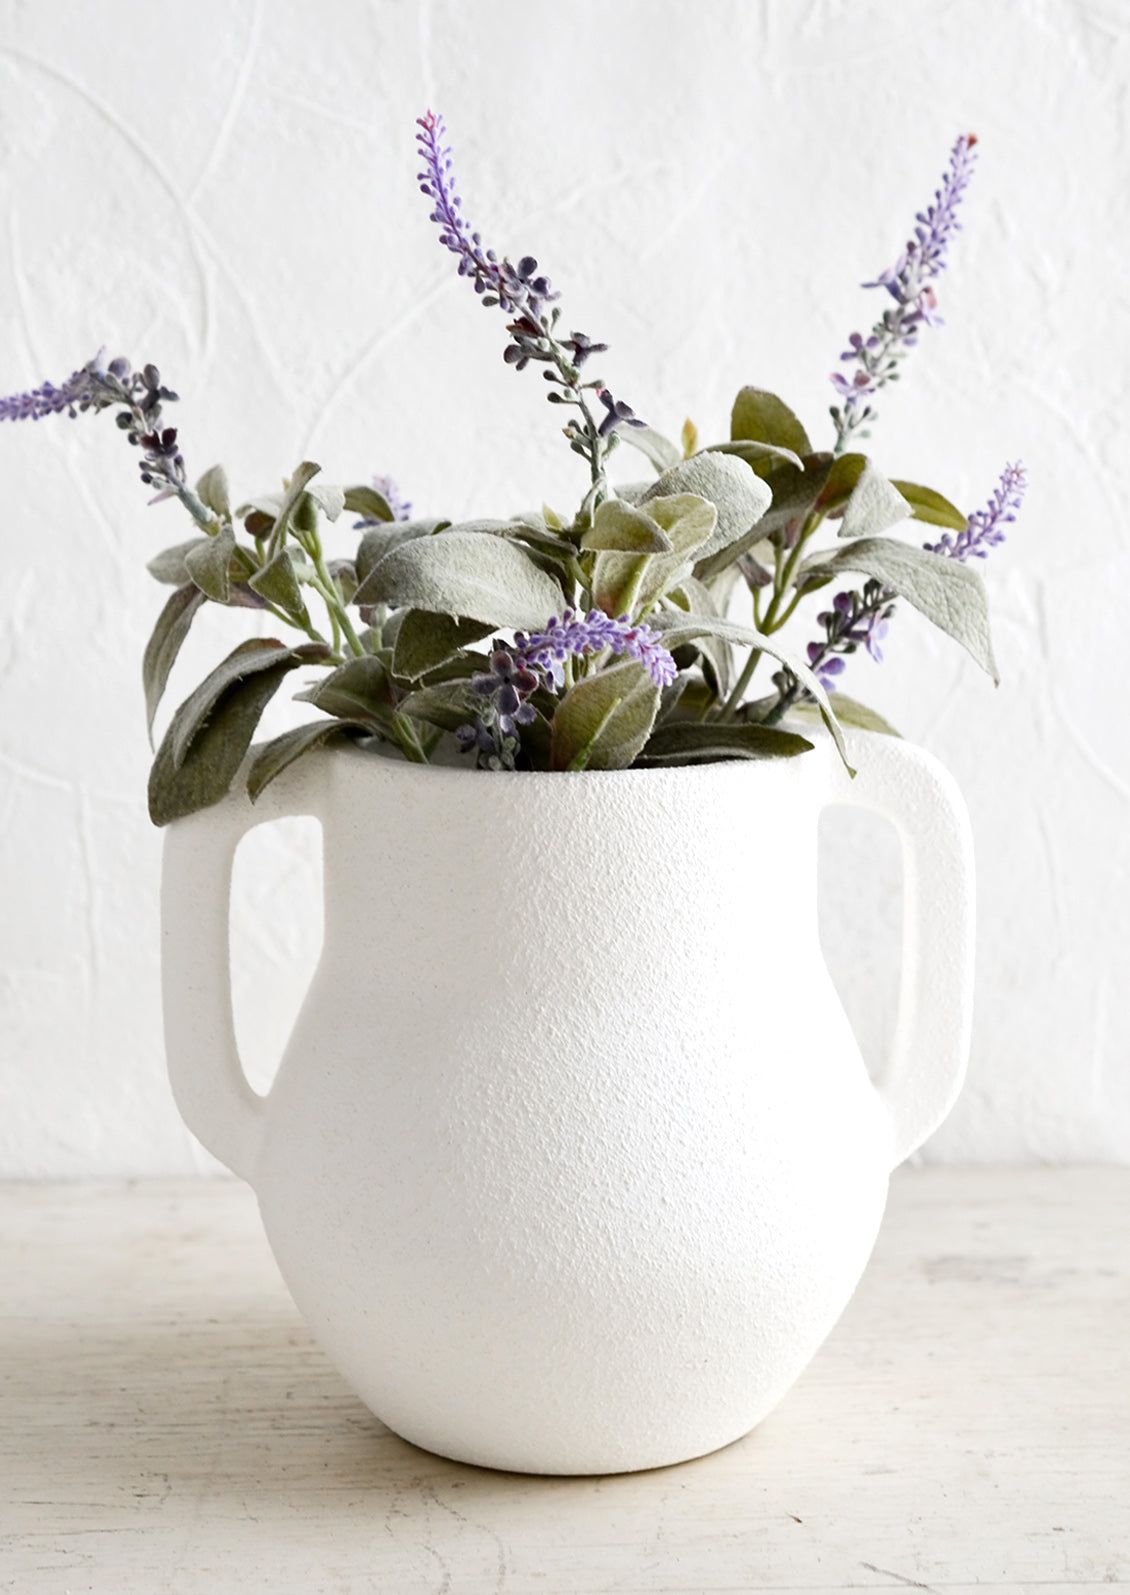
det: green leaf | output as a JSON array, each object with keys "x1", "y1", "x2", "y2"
[
  {"x1": 505, "y1": 517, "x2": 581, "y2": 559},
  {"x1": 148, "y1": 646, "x2": 323, "y2": 826},
  {"x1": 306, "y1": 482, "x2": 345, "y2": 522},
  {"x1": 643, "y1": 494, "x2": 719, "y2": 555},
  {"x1": 693, "y1": 453, "x2": 833, "y2": 583},
  {"x1": 581, "y1": 499, "x2": 674, "y2": 553},
  {"x1": 397, "y1": 678, "x2": 481, "y2": 734},
  {"x1": 812, "y1": 452, "x2": 867, "y2": 514},
  {"x1": 327, "y1": 558, "x2": 358, "y2": 605},
  {"x1": 195, "y1": 464, "x2": 231, "y2": 520},
  {"x1": 889, "y1": 480, "x2": 967, "y2": 531},
  {"x1": 354, "y1": 530, "x2": 565, "y2": 630},
  {"x1": 246, "y1": 720, "x2": 369, "y2": 802},
  {"x1": 836, "y1": 460, "x2": 912, "y2": 541},
  {"x1": 296, "y1": 655, "x2": 395, "y2": 728},
  {"x1": 343, "y1": 484, "x2": 395, "y2": 521},
  {"x1": 248, "y1": 548, "x2": 306, "y2": 615},
  {"x1": 665, "y1": 574, "x2": 732, "y2": 693},
  {"x1": 446, "y1": 517, "x2": 536, "y2": 538},
  {"x1": 168, "y1": 638, "x2": 330, "y2": 770},
  {"x1": 142, "y1": 583, "x2": 207, "y2": 739},
  {"x1": 638, "y1": 453, "x2": 771, "y2": 563},
  {"x1": 798, "y1": 535, "x2": 998, "y2": 680},
  {"x1": 550, "y1": 661, "x2": 661, "y2": 771},
  {"x1": 147, "y1": 536, "x2": 212, "y2": 584},
  {"x1": 587, "y1": 495, "x2": 719, "y2": 614},
  {"x1": 790, "y1": 693, "x2": 902, "y2": 738},
  {"x1": 236, "y1": 462, "x2": 322, "y2": 550},
  {"x1": 615, "y1": 423, "x2": 683, "y2": 475},
  {"x1": 648, "y1": 611, "x2": 853, "y2": 773},
  {"x1": 730, "y1": 387, "x2": 813, "y2": 459},
  {"x1": 702, "y1": 438, "x2": 805, "y2": 472},
  {"x1": 392, "y1": 611, "x2": 495, "y2": 680},
  {"x1": 183, "y1": 524, "x2": 237, "y2": 603},
  {"x1": 411, "y1": 514, "x2": 578, "y2": 565},
  {"x1": 635, "y1": 720, "x2": 813, "y2": 766},
  {"x1": 591, "y1": 549, "x2": 689, "y2": 622},
  {"x1": 354, "y1": 521, "x2": 443, "y2": 587}
]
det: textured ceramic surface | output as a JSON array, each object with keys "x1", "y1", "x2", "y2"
[{"x1": 161, "y1": 734, "x2": 973, "y2": 1473}]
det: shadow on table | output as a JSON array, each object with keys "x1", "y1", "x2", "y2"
[{"x1": 8, "y1": 1307, "x2": 757, "y2": 1516}]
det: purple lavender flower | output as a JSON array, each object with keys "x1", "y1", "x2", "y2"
[
  {"x1": 470, "y1": 650, "x2": 542, "y2": 734},
  {"x1": 0, "y1": 360, "x2": 104, "y2": 422},
  {"x1": 567, "y1": 332, "x2": 608, "y2": 368},
  {"x1": 416, "y1": 110, "x2": 558, "y2": 323},
  {"x1": 415, "y1": 110, "x2": 641, "y2": 485},
  {"x1": 456, "y1": 610, "x2": 677, "y2": 769},
  {"x1": 830, "y1": 134, "x2": 978, "y2": 451},
  {"x1": 596, "y1": 390, "x2": 646, "y2": 439},
  {"x1": 513, "y1": 608, "x2": 677, "y2": 688},
  {"x1": 805, "y1": 581, "x2": 897, "y2": 691},
  {"x1": 0, "y1": 351, "x2": 196, "y2": 512},
  {"x1": 372, "y1": 473, "x2": 412, "y2": 522},
  {"x1": 925, "y1": 462, "x2": 1026, "y2": 561},
  {"x1": 799, "y1": 460, "x2": 1025, "y2": 699},
  {"x1": 456, "y1": 649, "x2": 542, "y2": 770}
]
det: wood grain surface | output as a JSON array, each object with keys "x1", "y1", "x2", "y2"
[{"x1": 1, "y1": 1168, "x2": 1127, "y2": 1593}]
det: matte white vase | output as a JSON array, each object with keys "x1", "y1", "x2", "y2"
[{"x1": 161, "y1": 732, "x2": 974, "y2": 1475}]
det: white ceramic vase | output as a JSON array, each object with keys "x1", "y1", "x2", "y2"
[{"x1": 161, "y1": 732, "x2": 974, "y2": 1475}]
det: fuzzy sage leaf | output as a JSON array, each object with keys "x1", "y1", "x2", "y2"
[
  {"x1": 836, "y1": 460, "x2": 912, "y2": 541},
  {"x1": 183, "y1": 523, "x2": 237, "y2": 603},
  {"x1": 638, "y1": 453, "x2": 770, "y2": 564},
  {"x1": 168, "y1": 638, "x2": 330, "y2": 770},
  {"x1": 248, "y1": 548, "x2": 306, "y2": 616},
  {"x1": 649, "y1": 611, "x2": 854, "y2": 772},
  {"x1": 147, "y1": 536, "x2": 212, "y2": 585},
  {"x1": 730, "y1": 386, "x2": 813, "y2": 459},
  {"x1": 550, "y1": 661, "x2": 660, "y2": 771},
  {"x1": 635, "y1": 721, "x2": 813, "y2": 766},
  {"x1": 194, "y1": 464, "x2": 231, "y2": 521},
  {"x1": 142, "y1": 582, "x2": 206, "y2": 739},
  {"x1": 355, "y1": 530, "x2": 566, "y2": 630},
  {"x1": 149, "y1": 640, "x2": 328, "y2": 825},
  {"x1": 246, "y1": 720, "x2": 370, "y2": 802},
  {"x1": 799, "y1": 535, "x2": 998, "y2": 680},
  {"x1": 392, "y1": 611, "x2": 495, "y2": 680}
]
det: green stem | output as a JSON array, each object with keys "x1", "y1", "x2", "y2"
[
  {"x1": 391, "y1": 712, "x2": 430, "y2": 763},
  {"x1": 717, "y1": 646, "x2": 763, "y2": 720},
  {"x1": 306, "y1": 537, "x2": 366, "y2": 658}
]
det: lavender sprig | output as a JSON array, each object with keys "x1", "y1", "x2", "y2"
[
  {"x1": 415, "y1": 109, "x2": 638, "y2": 498},
  {"x1": 924, "y1": 461, "x2": 1025, "y2": 560},
  {"x1": 0, "y1": 356, "x2": 109, "y2": 421},
  {"x1": 456, "y1": 610, "x2": 677, "y2": 769},
  {"x1": 0, "y1": 350, "x2": 211, "y2": 524},
  {"x1": 514, "y1": 609, "x2": 677, "y2": 688},
  {"x1": 830, "y1": 134, "x2": 978, "y2": 454},
  {"x1": 375, "y1": 473, "x2": 412, "y2": 522},
  {"x1": 793, "y1": 461, "x2": 1026, "y2": 702},
  {"x1": 805, "y1": 583, "x2": 896, "y2": 692}
]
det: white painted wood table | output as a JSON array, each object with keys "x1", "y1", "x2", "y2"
[{"x1": 1, "y1": 1168, "x2": 1127, "y2": 1594}]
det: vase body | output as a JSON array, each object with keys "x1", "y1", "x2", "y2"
[{"x1": 162, "y1": 735, "x2": 974, "y2": 1474}]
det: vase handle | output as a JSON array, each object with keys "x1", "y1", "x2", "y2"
[
  {"x1": 827, "y1": 733, "x2": 976, "y2": 1168},
  {"x1": 160, "y1": 759, "x2": 325, "y2": 1183}
]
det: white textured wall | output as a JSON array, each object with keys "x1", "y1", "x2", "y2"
[{"x1": 0, "y1": 0, "x2": 1125, "y2": 1174}]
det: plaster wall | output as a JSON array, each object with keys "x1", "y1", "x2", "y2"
[{"x1": 0, "y1": 0, "x2": 1125, "y2": 1173}]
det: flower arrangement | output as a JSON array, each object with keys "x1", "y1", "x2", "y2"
[{"x1": 2, "y1": 117, "x2": 1023, "y2": 823}]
